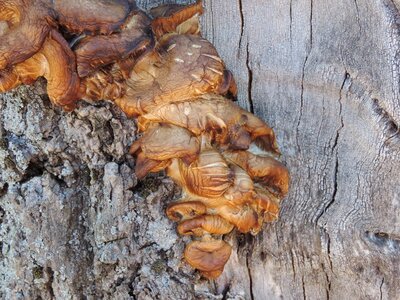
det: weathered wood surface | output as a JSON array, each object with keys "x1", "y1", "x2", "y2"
[{"x1": 0, "y1": 0, "x2": 399, "y2": 299}]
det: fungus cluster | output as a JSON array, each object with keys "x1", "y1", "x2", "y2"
[{"x1": 0, "y1": 0, "x2": 289, "y2": 278}]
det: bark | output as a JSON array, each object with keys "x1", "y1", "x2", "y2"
[{"x1": 1, "y1": 1, "x2": 399, "y2": 299}]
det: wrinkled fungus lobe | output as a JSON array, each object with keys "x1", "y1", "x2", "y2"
[{"x1": 0, "y1": 0, "x2": 290, "y2": 279}]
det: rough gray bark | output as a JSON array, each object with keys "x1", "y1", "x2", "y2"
[{"x1": 1, "y1": 0, "x2": 399, "y2": 299}]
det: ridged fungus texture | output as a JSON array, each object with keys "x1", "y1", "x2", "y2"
[{"x1": 0, "y1": 0, "x2": 290, "y2": 279}]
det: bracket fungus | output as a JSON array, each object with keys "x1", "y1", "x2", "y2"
[{"x1": 0, "y1": 0, "x2": 290, "y2": 279}]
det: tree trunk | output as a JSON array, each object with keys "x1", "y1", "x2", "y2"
[{"x1": 1, "y1": 0, "x2": 399, "y2": 299}]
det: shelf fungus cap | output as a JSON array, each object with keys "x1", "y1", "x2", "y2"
[
  {"x1": 176, "y1": 149, "x2": 234, "y2": 198},
  {"x1": 0, "y1": 2, "x2": 55, "y2": 69},
  {"x1": 177, "y1": 215, "x2": 234, "y2": 236},
  {"x1": 224, "y1": 150, "x2": 290, "y2": 197},
  {"x1": 217, "y1": 204, "x2": 259, "y2": 234},
  {"x1": 166, "y1": 201, "x2": 207, "y2": 222},
  {"x1": 184, "y1": 239, "x2": 232, "y2": 279},
  {"x1": 223, "y1": 165, "x2": 254, "y2": 205},
  {"x1": 74, "y1": 11, "x2": 154, "y2": 77},
  {"x1": 134, "y1": 151, "x2": 171, "y2": 179},
  {"x1": 54, "y1": 0, "x2": 132, "y2": 34},
  {"x1": 0, "y1": 30, "x2": 81, "y2": 110},
  {"x1": 130, "y1": 123, "x2": 199, "y2": 165},
  {"x1": 254, "y1": 187, "x2": 281, "y2": 222},
  {"x1": 151, "y1": 0, "x2": 203, "y2": 38},
  {"x1": 140, "y1": 95, "x2": 278, "y2": 153}
]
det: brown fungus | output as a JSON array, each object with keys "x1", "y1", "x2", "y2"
[
  {"x1": 167, "y1": 148, "x2": 234, "y2": 198},
  {"x1": 53, "y1": 0, "x2": 133, "y2": 34},
  {"x1": 184, "y1": 239, "x2": 232, "y2": 279},
  {"x1": 130, "y1": 123, "x2": 199, "y2": 165},
  {"x1": 166, "y1": 201, "x2": 207, "y2": 222},
  {"x1": 74, "y1": 10, "x2": 153, "y2": 77},
  {"x1": 223, "y1": 150, "x2": 290, "y2": 197},
  {"x1": 114, "y1": 35, "x2": 236, "y2": 117},
  {"x1": 0, "y1": 30, "x2": 80, "y2": 110},
  {"x1": 0, "y1": 0, "x2": 290, "y2": 279},
  {"x1": 0, "y1": 0, "x2": 55, "y2": 69},
  {"x1": 177, "y1": 215, "x2": 234, "y2": 236},
  {"x1": 150, "y1": 0, "x2": 203, "y2": 38},
  {"x1": 0, "y1": 0, "x2": 134, "y2": 70},
  {"x1": 138, "y1": 94, "x2": 279, "y2": 153}
]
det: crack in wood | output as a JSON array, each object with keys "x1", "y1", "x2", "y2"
[
  {"x1": 45, "y1": 266, "x2": 55, "y2": 299},
  {"x1": 295, "y1": 0, "x2": 313, "y2": 152},
  {"x1": 301, "y1": 275, "x2": 307, "y2": 300},
  {"x1": 289, "y1": 249, "x2": 297, "y2": 280},
  {"x1": 322, "y1": 228, "x2": 333, "y2": 300},
  {"x1": 315, "y1": 72, "x2": 349, "y2": 224},
  {"x1": 289, "y1": 0, "x2": 293, "y2": 41},
  {"x1": 237, "y1": 0, "x2": 254, "y2": 113},
  {"x1": 103, "y1": 236, "x2": 128, "y2": 245},
  {"x1": 309, "y1": 0, "x2": 313, "y2": 49},
  {"x1": 238, "y1": 0, "x2": 245, "y2": 51},
  {"x1": 246, "y1": 254, "x2": 254, "y2": 300},
  {"x1": 295, "y1": 55, "x2": 308, "y2": 152},
  {"x1": 245, "y1": 42, "x2": 254, "y2": 113},
  {"x1": 379, "y1": 277, "x2": 385, "y2": 300}
]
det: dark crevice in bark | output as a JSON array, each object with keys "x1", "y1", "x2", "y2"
[
  {"x1": 323, "y1": 229, "x2": 332, "y2": 300},
  {"x1": 221, "y1": 283, "x2": 231, "y2": 300},
  {"x1": 295, "y1": 0, "x2": 313, "y2": 152},
  {"x1": 103, "y1": 236, "x2": 128, "y2": 245},
  {"x1": 326, "y1": 231, "x2": 333, "y2": 271},
  {"x1": 0, "y1": 183, "x2": 8, "y2": 198},
  {"x1": 138, "y1": 242, "x2": 156, "y2": 251},
  {"x1": 237, "y1": 0, "x2": 254, "y2": 113},
  {"x1": 379, "y1": 277, "x2": 385, "y2": 300},
  {"x1": 0, "y1": 205, "x2": 4, "y2": 224},
  {"x1": 301, "y1": 275, "x2": 307, "y2": 300},
  {"x1": 238, "y1": 0, "x2": 245, "y2": 51},
  {"x1": 309, "y1": 0, "x2": 313, "y2": 48},
  {"x1": 246, "y1": 254, "x2": 254, "y2": 300},
  {"x1": 245, "y1": 42, "x2": 254, "y2": 113},
  {"x1": 290, "y1": 249, "x2": 296, "y2": 280},
  {"x1": 315, "y1": 72, "x2": 348, "y2": 224},
  {"x1": 328, "y1": 156, "x2": 339, "y2": 213},
  {"x1": 45, "y1": 267, "x2": 55, "y2": 299},
  {"x1": 20, "y1": 160, "x2": 46, "y2": 184},
  {"x1": 289, "y1": 0, "x2": 293, "y2": 41},
  {"x1": 325, "y1": 271, "x2": 331, "y2": 300}
]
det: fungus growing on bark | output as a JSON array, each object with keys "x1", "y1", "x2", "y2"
[
  {"x1": 150, "y1": 0, "x2": 203, "y2": 38},
  {"x1": 0, "y1": 0, "x2": 290, "y2": 280},
  {"x1": 114, "y1": 34, "x2": 236, "y2": 117},
  {"x1": 0, "y1": 0, "x2": 133, "y2": 70},
  {"x1": 53, "y1": 0, "x2": 133, "y2": 34},
  {"x1": 184, "y1": 239, "x2": 232, "y2": 279},
  {"x1": 167, "y1": 147, "x2": 234, "y2": 198},
  {"x1": 166, "y1": 201, "x2": 207, "y2": 222},
  {"x1": 223, "y1": 150, "x2": 290, "y2": 197},
  {"x1": 74, "y1": 10, "x2": 153, "y2": 77},
  {"x1": 138, "y1": 94, "x2": 279, "y2": 153},
  {"x1": 177, "y1": 215, "x2": 234, "y2": 236},
  {"x1": 0, "y1": 30, "x2": 80, "y2": 110}
]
